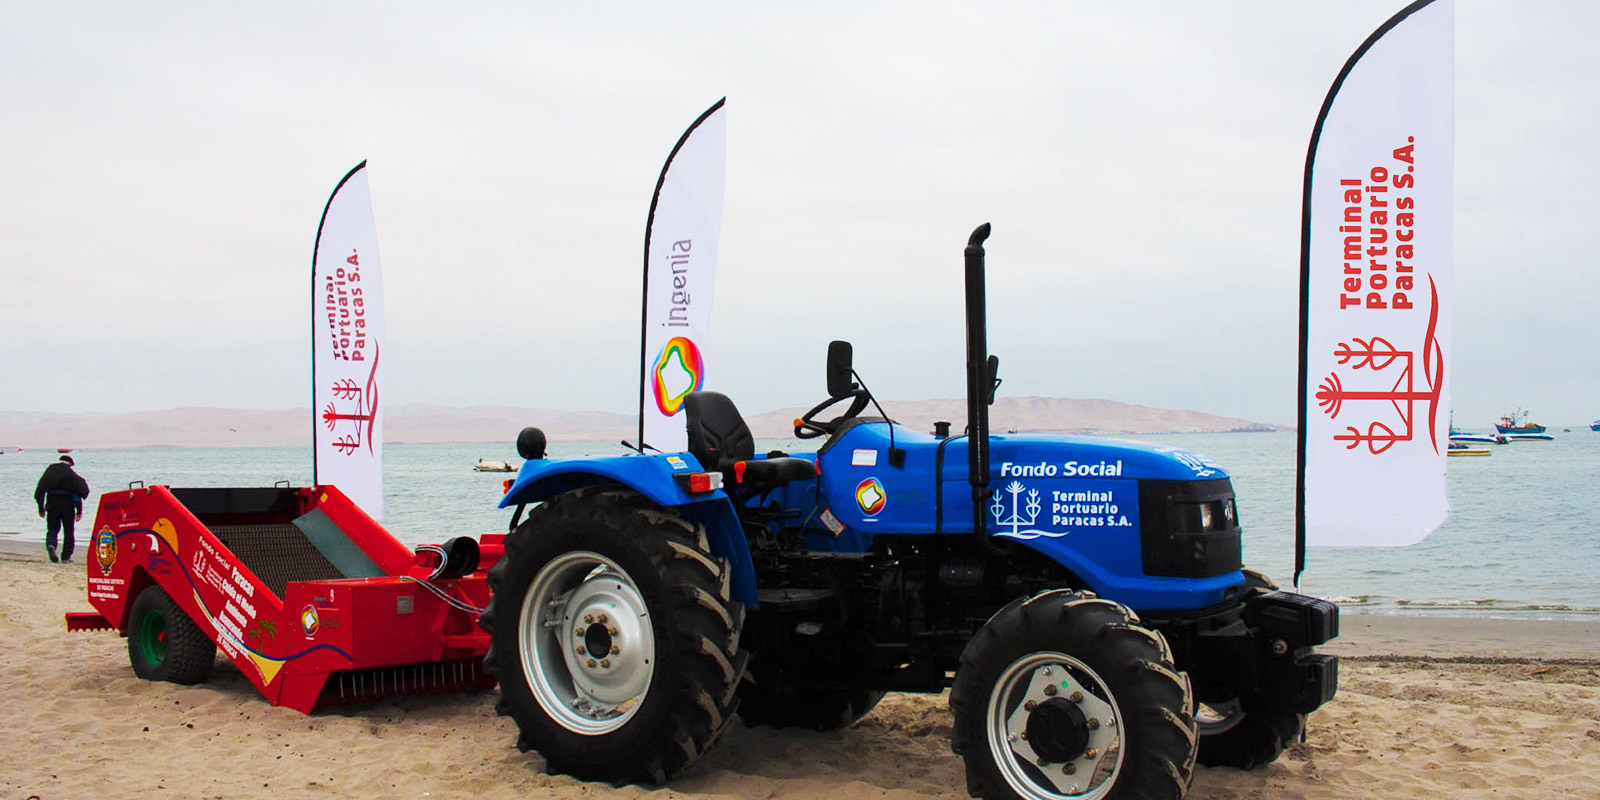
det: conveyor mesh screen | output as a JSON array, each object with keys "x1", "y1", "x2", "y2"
[{"x1": 210, "y1": 523, "x2": 346, "y2": 599}]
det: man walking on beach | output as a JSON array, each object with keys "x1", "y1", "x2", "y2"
[{"x1": 34, "y1": 455, "x2": 89, "y2": 564}]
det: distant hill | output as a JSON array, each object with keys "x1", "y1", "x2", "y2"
[
  {"x1": 743, "y1": 396, "x2": 1274, "y2": 438},
  {"x1": 0, "y1": 398, "x2": 1278, "y2": 449}
]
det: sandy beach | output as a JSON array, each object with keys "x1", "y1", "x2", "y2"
[{"x1": 4, "y1": 548, "x2": 1598, "y2": 800}]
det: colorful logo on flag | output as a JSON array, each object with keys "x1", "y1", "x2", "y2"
[
  {"x1": 855, "y1": 478, "x2": 886, "y2": 516},
  {"x1": 652, "y1": 336, "x2": 705, "y2": 416},
  {"x1": 1315, "y1": 278, "x2": 1444, "y2": 455},
  {"x1": 95, "y1": 528, "x2": 116, "y2": 574},
  {"x1": 300, "y1": 604, "x2": 320, "y2": 637}
]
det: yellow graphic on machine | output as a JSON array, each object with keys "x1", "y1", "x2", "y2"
[{"x1": 989, "y1": 479, "x2": 1136, "y2": 540}]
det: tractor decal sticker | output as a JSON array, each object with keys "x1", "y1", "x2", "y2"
[
  {"x1": 990, "y1": 479, "x2": 1137, "y2": 540},
  {"x1": 651, "y1": 336, "x2": 705, "y2": 416},
  {"x1": 851, "y1": 449, "x2": 878, "y2": 467},
  {"x1": 1151, "y1": 448, "x2": 1220, "y2": 479},
  {"x1": 300, "y1": 605, "x2": 320, "y2": 637},
  {"x1": 666, "y1": 456, "x2": 688, "y2": 470},
  {"x1": 94, "y1": 527, "x2": 117, "y2": 574},
  {"x1": 855, "y1": 478, "x2": 887, "y2": 517}
]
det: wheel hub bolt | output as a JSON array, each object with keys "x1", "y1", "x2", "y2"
[
  {"x1": 584, "y1": 614, "x2": 594, "y2": 623},
  {"x1": 1068, "y1": 785, "x2": 1080, "y2": 794},
  {"x1": 1069, "y1": 691, "x2": 1083, "y2": 703},
  {"x1": 1062, "y1": 763, "x2": 1076, "y2": 775},
  {"x1": 575, "y1": 626, "x2": 585, "y2": 636},
  {"x1": 1044, "y1": 684, "x2": 1058, "y2": 697},
  {"x1": 586, "y1": 658, "x2": 597, "y2": 668},
  {"x1": 1036, "y1": 756, "x2": 1049, "y2": 766},
  {"x1": 1083, "y1": 748, "x2": 1097, "y2": 760},
  {"x1": 608, "y1": 626, "x2": 619, "y2": 636},
  {"x1": 1272, "y1": 638, "x2": 1289, "y2": 656},
  {"x1": 1024, "y1": 700, "x2": 1037, "y2": 711},
  {"x1": 598, "y1": 613, "x2": 609, "y2": 624},
  {"x1": 610, "y1": 645, "x2": 621, "y2": 655},
  {"x1": 574, "y1": 646, "x2": 585, "y2": 656},
  {"x1": 1087, "y1": 718, "x2": 1100, "y2": 730},
  {"x1": 1019, "y1": 730, "x2": 1028, "y2": 740},
  {"x1": 600, "y1": 659, "x2": 611, "y2": 669}
]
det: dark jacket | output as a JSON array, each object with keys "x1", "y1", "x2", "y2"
[{"x1": 35, "y1": 462, "x2": 90, "y2": 514}]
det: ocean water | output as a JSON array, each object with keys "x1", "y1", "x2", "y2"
[{"x1": 5, "y1": 431, "x2": 1597, "y2": 618}]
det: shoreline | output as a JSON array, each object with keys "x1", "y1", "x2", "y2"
[{"x1": 9, "y1": 535, "x2": 1595, "y2": 624}]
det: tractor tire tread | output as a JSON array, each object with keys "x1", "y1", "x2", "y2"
[{"x1": 480, "y1": 488, "x2": 746, "y2": 785}]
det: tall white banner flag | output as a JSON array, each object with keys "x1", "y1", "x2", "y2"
[
  {"x1": 312, "y1": 162, "x2": 387, "y2": 521},
  {"x1": 639, "y1": 99, "x2": 726, "y2": 453},
  {"x1": 1298, "y1": 0, "x2": 1453, "y2": 565}
]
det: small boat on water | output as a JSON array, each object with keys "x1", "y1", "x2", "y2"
[
  {"x1": 1495, "y1": 408, "x2": 1546, "y2": 435},
  {"x1": 1591, "y1": 420, "x2": 1600, "y2": 432},
  {"x1": 1502, "y1": 432, "x2": 1554, "y2": 442},
  {"x1": 56, "y1": 448, "x2": 73, "y2": 453},
  {"x1": 1449, "y1": 431, "x2": 1506, "y2": 444},
  {"x1": 1448, "y1": 442, "x2": 1491, "y2": 457},
  {"x1": 473, "y1": 458, "x2": 518, "y2": 472}
]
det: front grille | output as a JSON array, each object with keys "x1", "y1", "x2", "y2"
[{"x1": 1137, "y1": 478, "x2": 1243, "y2": 578}]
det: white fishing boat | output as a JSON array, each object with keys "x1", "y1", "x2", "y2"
[{"x1": 473, "y1": 458, "x2": 518, "y2": 472}]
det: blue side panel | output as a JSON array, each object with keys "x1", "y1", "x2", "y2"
[{"x1": 497, "y1": 452, "x2": 758, "y2": 607}]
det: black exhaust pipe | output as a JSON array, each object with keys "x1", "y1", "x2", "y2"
[{"x1": 964, "y1": 223, "x2": 993, "y2": 537}]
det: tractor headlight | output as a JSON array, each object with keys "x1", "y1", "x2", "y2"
[{"x1": 1175, "y1": 499, "x2": 1237, "y2": 533}]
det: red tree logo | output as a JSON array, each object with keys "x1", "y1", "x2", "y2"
[
  {"x1": 322, "y1": 342, "x2": 381, "y2": 455},
  {"x1": 1315, "y1": 276, "x2": 1443, "y2": 455}
]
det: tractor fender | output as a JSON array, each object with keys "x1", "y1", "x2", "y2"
[{"x1": 497, "y1": 454, "x2": 758, "y2": 607}]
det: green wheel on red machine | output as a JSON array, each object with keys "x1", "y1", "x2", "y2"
[{"x1": 127, "y1": 585, "x2": 216, "y2": 685}]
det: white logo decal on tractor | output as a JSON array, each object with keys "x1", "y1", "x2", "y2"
[
  {"x1": 991, "y1": 481, "x2": 1045, "y2": 539},
  {"x1": 1158, "y1": 448, "x2": 1218, "y2": 478}
]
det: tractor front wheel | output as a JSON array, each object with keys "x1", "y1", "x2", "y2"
[
  {"x1": 950, "y1": 590, "x2": 1196, "y2": 800},
  {"x1": 480, "y1": 489, "x2": 747, "y2": 784}
]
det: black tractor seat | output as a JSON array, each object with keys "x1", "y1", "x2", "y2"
[{"x1": 684, "y1": 391, "x2": 816, "y2": 492}]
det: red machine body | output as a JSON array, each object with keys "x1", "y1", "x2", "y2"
[{"x1": 70, "y1": 484, "x2": 500, "y2": 713}]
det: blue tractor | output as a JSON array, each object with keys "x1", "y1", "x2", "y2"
[{"x1": 479, "y1": 225, "x2": 1338, "y2": 800}]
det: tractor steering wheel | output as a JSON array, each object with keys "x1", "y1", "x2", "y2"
[{"x1": 794, "y1": 391, "x2": 872, "y2": 439}]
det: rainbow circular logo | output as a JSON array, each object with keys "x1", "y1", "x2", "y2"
[
  {"x1": 300, "y1": 605, "x2": 320, "y2": 637},
  {"x1": 855, "y1": 478, "x2": 887, "y2": 516},
  {"x1": 652, "y1": 336, "x2": 705, "y2": 416}
]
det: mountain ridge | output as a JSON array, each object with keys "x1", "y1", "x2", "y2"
[{"x1": 1, "y1": 398, "x2": 1281, "y2": 449}]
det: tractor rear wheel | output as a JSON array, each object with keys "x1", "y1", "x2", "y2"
[
  {"x1": 481, "y1": 488, "x2": 747, "y2": 784},
  {"x1": 950, "y1": 590, "x2": 1196, "y2": 800},
  {"x1": 127, "y1": 585, "x2": 216, "y2": 685}
]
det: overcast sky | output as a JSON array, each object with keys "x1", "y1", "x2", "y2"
[{"x1": 2, "y1": 1, "x2": 1595, "y2": 428}]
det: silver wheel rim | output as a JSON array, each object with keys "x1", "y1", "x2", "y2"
[
  {"x1": 986, "y1": 651, "x2": 1126, "y2": 800},
  {"x1": 518, "y1": 550, "x2": 656, "y2": 735}
]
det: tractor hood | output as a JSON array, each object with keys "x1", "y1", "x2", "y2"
[{"x1": 821, "y1": 421, "x2": 1229, "y2": 486}]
